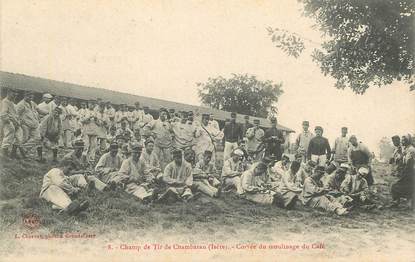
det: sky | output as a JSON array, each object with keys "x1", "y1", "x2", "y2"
[{"x1": 1, "y1": 0, "x2": 414, "y2": 154}]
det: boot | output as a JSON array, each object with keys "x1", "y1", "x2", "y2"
[
  {"x1": 10, "y1": 145, "x2": 19, "y2": 159},
  {"x1": 36, "y1": 147, "x2": 46, "y2": 163},
  {"x1": 52, "y1": 148, "x2": 58, "y2": 163},
  {"x1": 18, "y1": 146, "x2": 27, "y2": 159},
  {"x1": 65, "y1": 201, "x2": 81, "y2": 215}
]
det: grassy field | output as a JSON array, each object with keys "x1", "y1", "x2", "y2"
[{"x1": 0, "y1": 153, "x2": 414, "y2": 261}]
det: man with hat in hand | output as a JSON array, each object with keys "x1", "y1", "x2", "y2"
[
  {"x1": 245, "y1": 119, "x2": 265, "y2": 160},
  {"x1": 223, "y1": 112, "x2": 243, "y2": 161},
  {"x1": 301, "y1": 166, "x2": 349, "y2": 215},
  {"x1": 95, "y1": 142, "x2": 123, "y2": 184},
  {"x1": 295, "y1": 121, "x2": 314, "y2": 163},
  {"x1": 159, "y1": 149, "x2": 194, "y2": 202},
  {"x1": 263, "y1": 116, "x2": 285, "y2": 161},
  {"x1": 307, "y1": 126, "x2": 331, "y2": 166}
]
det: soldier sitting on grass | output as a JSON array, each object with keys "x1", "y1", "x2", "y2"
[
  {"x1": 39, "y1": 159, "x2": 90, "y2": 216},
  {"x1": 157, "y1": 149, "x2": 194, "y2": 203},
  {"x1": 192, "y1": 150, "x2": 221, "y2": 198}
]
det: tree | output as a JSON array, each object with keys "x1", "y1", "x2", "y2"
[
  {"x1": 197, "y1": 74, "x2": 283, "y2": 118},
  {"x1": 378, "y1": 136, "x2": 394, "y2": 161},
  {"x1": 268, "y1": 0, "x2": 414, "y2": 94}
]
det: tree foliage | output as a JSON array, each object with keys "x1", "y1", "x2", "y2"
[
  {"x1": 197, "y1": 74, "x2": 283, "y2": 118},
  {"x1": 269, "y1": 0, "x2": 414, "y2": 94},
  {"x1": 267, "y1": 27, "x2": 305, "y2": 58}
]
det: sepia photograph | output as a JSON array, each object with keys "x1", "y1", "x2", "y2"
[{"x1": 0, "y1": 0, "x2": 414, "y2": 261}]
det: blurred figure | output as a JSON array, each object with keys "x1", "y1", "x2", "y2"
[
  {"x1": 348, "y1": 135, "x2": 374, "y2": 186},
  {"x1": 295, "y1": 121, "x2": 314, "y2": 163},
  {"x1": 263, "y1": 116, "x2": 285, "y2": 161},
  {"x1": 332, "y1": 127, "x2": 350, "y2": 164},
  {"x1": 221, "y1": 149, "x2": 245, "y2": 194},
  {"x1": 246, "y1": 119, "x2": 265, "y2": 160},
  {"x1": 223, "y1": 112, "x2": 243, "y2": 161},
  {"x1": 301, "y1": 166, "x2": 349, "y2": 216}
]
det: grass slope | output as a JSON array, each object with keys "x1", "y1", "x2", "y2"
[{"x1": 0, "y1": 155, "x2": 414, "y2": 259}]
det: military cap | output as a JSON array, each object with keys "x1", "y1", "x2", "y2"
[{"x1": 130, "y1": 142, "x2": 143, "y2": 152}]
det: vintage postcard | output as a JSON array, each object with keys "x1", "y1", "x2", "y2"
[{"x1": 0, "y1": 0, "x2": 414, "y2": 261}]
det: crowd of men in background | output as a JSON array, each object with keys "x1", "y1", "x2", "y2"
[{"x1": 1, "y1": 88, "x2": 414, "y2": 216}]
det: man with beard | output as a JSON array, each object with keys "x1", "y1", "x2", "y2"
[
  {"x1": 95, "y1": 142, "x2": 123, "y2": 184},
  {"x1": 140, "y1": 138, "x2": 163, "y2": 181},
  {"x1": 117, "y1": 143, "x2": 158, "y2": 202},
  {"x1": 159, "y1": 149, "x2": 194, "y2": 202}
]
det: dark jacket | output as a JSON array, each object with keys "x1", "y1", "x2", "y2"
[{"x1": 307, "y1": 136, "x2": 331, "y2": 159}]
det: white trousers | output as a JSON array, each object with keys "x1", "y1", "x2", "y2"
[
  {"x1": 193, "y1": 179, "x2": 220, "y2": 197},
  {"x1": 311, "y1": 154, "x2": 327, "y2": 166}
]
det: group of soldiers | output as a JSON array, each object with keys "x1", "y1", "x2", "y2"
[{"x1": 1, "y1": 89, "x2": 414, "y2": 216}]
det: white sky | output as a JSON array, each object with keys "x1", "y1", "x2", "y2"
[{"x1": 1, "y1": 0, "x2": 414, "y2": 153}]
